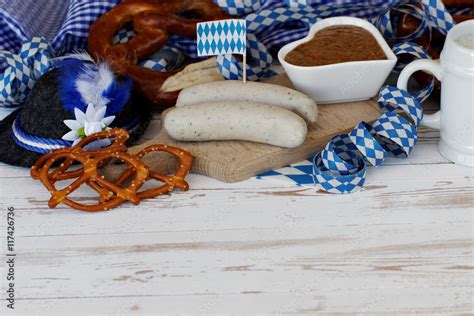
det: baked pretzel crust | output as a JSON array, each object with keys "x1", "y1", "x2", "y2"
[{"x1": 88, "y1": 0, "x2": 229, "y2": 109}]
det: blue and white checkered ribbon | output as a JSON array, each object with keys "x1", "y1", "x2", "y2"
[
  {"x1": 312, "y1": 86, "x2": 423, "y2": 193},
  {"x1": 258, "y1": 84, "x2": 426, "y2": 194},
  {"x1": 0, "y1": 37, "x2": 53, "y2": 107}
]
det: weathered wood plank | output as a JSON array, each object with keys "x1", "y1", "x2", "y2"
[
  {"x1": 0, "y1": 107, "x2": 473, "y2": 315},
  {"x1": 2, "y1": 219, "x2": 473, "y2": 314}
]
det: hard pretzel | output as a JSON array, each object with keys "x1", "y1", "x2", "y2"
[
  {"x1": 88, "y1": 0, "x2": 229, "y2": 109},
  {"x1": 31, "y1": 129, "x2": 149, "y2": 211},
  {"x1": 31, "y1": 129, "x2": 131, "y2": 204},
  {"x1": 113, "y1": 144, "x2": 193, "y2": 200},
  {"x1": 31, "y1": 128, "x2": 129, "y2": 183},
  {"x1": 31, "y1": 128, "x2": 193, "y2": 212}
]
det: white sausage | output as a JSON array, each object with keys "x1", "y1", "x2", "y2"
[
  {"x1": 164, "y1": 102, "x2": 307, "y2": 148},
  {"x1": 176, "y1": 81, "x2": 318, "y2": 123}
]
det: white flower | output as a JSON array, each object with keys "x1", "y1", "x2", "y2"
[{"x1": 62, "y1": 103, "x2": 115, "y2": 149}]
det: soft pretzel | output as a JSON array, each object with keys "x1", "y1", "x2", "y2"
[{"x1": 88, "y1": 0, "x2": 229, "y2": 109}]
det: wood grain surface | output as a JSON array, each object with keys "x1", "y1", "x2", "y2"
[
  {"x1": 105, "y1": 75, "x2": 381, "y2": 182},
  {"x1": 0, "y1": 115, "x2": 473, "y2": 314}
]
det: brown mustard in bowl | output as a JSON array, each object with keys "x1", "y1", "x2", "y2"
[{"x1": 285, "y1": 25, "x2": 387, "y2": 67}]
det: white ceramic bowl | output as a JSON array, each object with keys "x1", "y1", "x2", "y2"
[{"x1": 278, "y1": 17, "x2": 397, "y2": 104}]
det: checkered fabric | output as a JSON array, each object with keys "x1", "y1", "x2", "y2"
[
  {"x1": 286, "y1": 0, "x2": 309, "y2": 7},
  {"x1": 213, "y1": 0, "x2": 262, "y2": 16},
  {"x1": 392, "y1": 42, "x2": 430, "y2": 72},
  {"x1": 0, "y1": 37, "x2": 53, "y2": 107},
  {"x1": 0, "y1": 0, "x2": 458, "y2": 109},
  {"x1": 375, "y1": 0, "x2": 455, "y2": 45},
  {"x1": 0, "y1": 0, "x2": 120, "y2": 55},
  {"x1": 197, "y1": 19, "x2": 246, "y2": 56},
  {"x1": 112, "y1": 27, "x2": 185, "y2": 72}
]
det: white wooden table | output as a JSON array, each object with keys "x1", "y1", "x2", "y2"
[{"x1": 1, "y1": 113, "x2": 473, "y2": 315}]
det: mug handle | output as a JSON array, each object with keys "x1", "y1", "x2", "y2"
[{"x1": 396, "y1": 59, "x2": 444, "y2": 129}]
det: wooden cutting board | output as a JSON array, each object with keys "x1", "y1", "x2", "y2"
[{"x1": 106, "y1": 75, "x2": 381, "y2": 183}]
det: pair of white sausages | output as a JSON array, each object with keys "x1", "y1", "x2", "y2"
[{"x1": 164, "y1": 81, "x2": 318, "y2": 148}]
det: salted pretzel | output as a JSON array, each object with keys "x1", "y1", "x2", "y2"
[
  {"x1": 31, "y1": 128, "x2": 130, "y2": 182},
  {"x1": 31, "y1": 129, "x2": 131, "y2": 204},
  {"x1": 32, "y1": 148, "x2": 149, "y2": 212},
  {"x1": 31, "y1": 128, "x2": 193, "y2": 212},
  {"x1": 31, "y1": 129, "x2": 149, "y2": 211},
  {"x1": 88, "y1": 0, "x2": 229, "y2": 109},
  {"x1": 113, "y1": 144, "x2": 193, "y2": 200}
]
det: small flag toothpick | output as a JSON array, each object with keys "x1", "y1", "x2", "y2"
[{"x1": 197, "y1": 19, "x2": 247, "y2": 83}]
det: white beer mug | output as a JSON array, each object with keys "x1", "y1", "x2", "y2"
[{"x1": 397, "y1": 20, "x2": 474, "y2": 168}]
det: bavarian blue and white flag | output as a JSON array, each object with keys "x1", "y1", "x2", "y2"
[{"x1": 197, "y1": 19, "x2": 246, "y2": 57}]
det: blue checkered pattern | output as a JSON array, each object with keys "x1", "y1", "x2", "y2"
[
  {"x1": 0, "y1": 0, "x2": 120, "y2": 56},
  {"x1": 258, "y1": 159, "x2": 315, "y2": 185},
  {"x1": 112, "y1": 27, "x2": 185, "y2": 72},
  {"x1": 392, "y1": 42, "x2": 430, "y2": 71},
  {"x1": 375, "y1": 0, "x2": 455, "y2": 45},
  {"x1": 421, "y1": 0, "x2": 455, "y2": 35},
  {"x1": 259, "y1": 85, "x2": 425, "y2": 193},
  {"x1": 375, "y1": 1, "x2": 428, "y2": 42},
  {"x1": 213, "y1": 0, "x2": 262, "y2": 16},
  {"x1": 349, "y1": 122, "x2": 389, "y2": 167},
  {"x1": 372, "y1": 111, "x2": 418, "y2": 156},
  {"x1": 378, "y1": 85, "x2": 424, "y2": 127},
  {"x1": 0, "y1": 37, "x2": 53, "y2": 107},
  {"x1": 312, "y1": 153, "x2": 366, "y2": 194},
  {"x1": 197, "y1": 19, "x2": 246, "y2": 56},
  {"x1": 391, "y1": 42, "x2": 435, "y2": 102},
  {"x1": 2, "y1": 0, "x2": 455, "y2": 85},
  {"x1": 0, "y1": 0, "x2": 459, "y2": 110}
]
